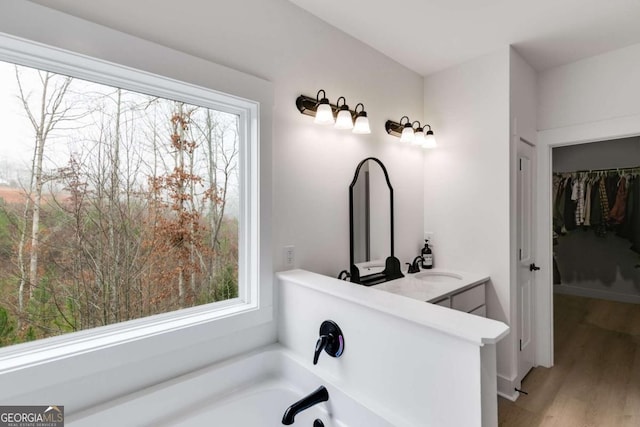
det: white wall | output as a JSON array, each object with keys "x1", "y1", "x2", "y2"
[
  {"x1": 266, "y1": 18, "x2": 425, "y2": 277},
  {"x1": 423, "y1": 48, "x2": 513, "y2": 392},
  {"x1": 510, "y1": 49, "x2": 538, "y2": 145},
  {"x1": 536, "y1": 40, "x2": 640, "y2": 367},
  {"x1": 539, "y1": 42, "x2": 640, "y2": 131}
]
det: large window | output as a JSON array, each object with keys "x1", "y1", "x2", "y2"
[{"x1": 0, "y1": 43, "x2": 259, "y2": 349}]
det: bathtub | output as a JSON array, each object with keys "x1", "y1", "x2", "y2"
[{"x1": 67, "y1": 345, "x2": 396, "y2": 426}]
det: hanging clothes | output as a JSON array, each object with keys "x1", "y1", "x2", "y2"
[
  {"x1": 630, "y1": 177, "x2": 640, "y2": 254},
  {"x1": 553, "y1": 169, "x2": 639, "y2": 240},
  {"x1": 584, "y1": 179, "x2": 592, "y2": 226},
  {"x1": 598, "y1": 178, "x2": 610, "y2": 223},
  {"x1": 609, "y1": 176, "x2": 628, "y2": 224},
  {"x1": 620, "y1": 177, "x2": 635, "y2": 239},
  {"x1": 553, "y1": 175, "x2": 565, "y2": 232},
  {"x1": 564, "y1": 177, "x2": 577, "y2": 231},
  {"x1": 574, "y1": 176, "x2": 585, "y2": 225},
  {"x1": 590, "y1": 178, "x2": 602, "y2": 226}
]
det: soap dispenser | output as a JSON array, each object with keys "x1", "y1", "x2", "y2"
[{"x1": 421, "y1": 240, "x2": 433, "y2": 269}]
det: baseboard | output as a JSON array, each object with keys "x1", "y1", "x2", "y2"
[
  {"x1": 497, "y1": 373, "x2": 519, "y2": 401},
  {"x1": 554, "y1": 285, "x2": 640, "y2": 304}
]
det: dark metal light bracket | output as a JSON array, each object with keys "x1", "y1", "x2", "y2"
[{"x1": 385, "y1": 119, "x2": 404, "y2": 137}]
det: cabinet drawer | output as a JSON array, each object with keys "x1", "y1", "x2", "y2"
[
  {"x1": 451, "y1": 284, "x2": 485, "y2": 313},
  {"x1": 432, "y1": 297, "x2": 450, "y2": 308},
  {"x1": 469, "y1": 304, "x2": 486, "y2": 317}
]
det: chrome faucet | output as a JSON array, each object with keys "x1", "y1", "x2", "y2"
[{"x1": 281, "y1": 386, "x2": 329, "y2": 425}]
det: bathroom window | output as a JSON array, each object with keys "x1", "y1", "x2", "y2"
[{"x1": 0, "y1": 33, "x2": 264, "y2": 364}]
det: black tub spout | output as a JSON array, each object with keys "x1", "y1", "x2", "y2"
[{"x1": 281, "y1": 386, "x2": 329, "y2": 425}]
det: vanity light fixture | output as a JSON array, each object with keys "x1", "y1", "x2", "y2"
[
  {"x1": 423, "y1": 124, "x2": 437, "y2": 148},
  {"x1": 313, "y1": 90, "x2": 334, "y2": 125},
  {"x1": 295, "y1": 90, "x2": 371, "y2": 134},
  {"x1": 397, "y1": 116, "x2": 414, "y2": 142},
  {"x1": 385, "y1": 117, "x2": 437, "y2": 148},
  {"x1": 352, "y1": 103, "x2": 371, "y2": 134},
  {"x1": 412, "y1": 121, "x2": 426, "y2": 146},
  {"x1": 335, "y1": 97, "x2": 354, "y2": 130}
]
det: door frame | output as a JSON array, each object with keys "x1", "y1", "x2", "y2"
[{"x1": 535, "y1": 114, "x2": 640, "y2": 367}]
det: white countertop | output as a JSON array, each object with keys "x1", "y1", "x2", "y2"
[{"x1": 372, "y1": 269, "x2": 489, "y2": 302}]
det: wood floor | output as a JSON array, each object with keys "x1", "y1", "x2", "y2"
[{"x1": 498, "y1": 293, "x2": 640, "y2": 427}]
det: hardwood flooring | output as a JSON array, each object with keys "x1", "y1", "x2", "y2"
[{"x1": 498, "y1": 293, "x2": 640, "y2": 427}]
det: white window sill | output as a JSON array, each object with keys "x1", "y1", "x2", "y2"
[
  {"x1": 0, "y1": 301, "x2": 274, "y2": 410},
  {"x1": 0, "y1": 299, "x2": 272, "y2": 375}
]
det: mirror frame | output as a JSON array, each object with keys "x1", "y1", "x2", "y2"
[{"x1": 349, "y1": 157, "x2": 404, "y2": 286}]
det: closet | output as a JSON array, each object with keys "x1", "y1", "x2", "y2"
[{"x1": 552, "y1": 137, "x2": 640, "y2": 303}]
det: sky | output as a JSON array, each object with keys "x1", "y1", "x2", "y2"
[{"x1": 0, "y1": 61, "x2": 35, "y2": 169}]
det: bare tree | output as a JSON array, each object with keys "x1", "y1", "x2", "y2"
[
  {"x1": 192, "y1": 110, "x2": 239, "y2": 298},
  {"x1": 14, "y1": 68, "x2": 75, "y2": 315}
]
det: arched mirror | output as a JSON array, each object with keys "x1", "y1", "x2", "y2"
[{"x1": 349, "y1": 157, "x2": 403, "y2": 285}]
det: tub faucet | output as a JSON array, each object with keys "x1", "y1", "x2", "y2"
[{"x1": 281, "y1": 386, "x2": 329, "y2": 425}]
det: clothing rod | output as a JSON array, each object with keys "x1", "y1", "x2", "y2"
[{"x1": 554, "y1": 165, "x2": 640, "y2": 174}]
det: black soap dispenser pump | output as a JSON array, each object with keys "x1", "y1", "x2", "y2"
[{"x1": 421, "y1": 239, "x2": 433, "y2": 269}]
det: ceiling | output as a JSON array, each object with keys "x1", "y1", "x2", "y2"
[
  {"x1": 26, "y1": 0, "x2": 640, "y2": 76},
  {"x1": 290, "y1": 0, "x2": 640, "y2": 75}
]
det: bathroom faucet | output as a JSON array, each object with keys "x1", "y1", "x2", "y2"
[
  {"x1": 281, "y1": 386, "x2": 329, "y2": 425},
  {"x1": 406, "y1": 256, "x2": 423, "y2": 274}
]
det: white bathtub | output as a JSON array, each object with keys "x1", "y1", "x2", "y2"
[{"x1": 67, "y1": 345, "x2": 395, "y2": 426}]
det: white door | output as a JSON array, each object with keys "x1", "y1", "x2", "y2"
[{"x1": 517, "y1": 138, "x2": 536, "y2": 382}]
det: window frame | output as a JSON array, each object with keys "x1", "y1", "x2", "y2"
[{"x1": 0, "y1": 32, "x2": 268, "y2": 375}]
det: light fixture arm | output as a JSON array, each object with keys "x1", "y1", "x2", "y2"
[{"x1": 316, "y1": 89, "x2": 328, "y2": 104}]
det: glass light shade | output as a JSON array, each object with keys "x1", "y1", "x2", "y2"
[
  {"x1": 400, "y1": 126, "x2": 414, "y2": 142},
  {"x1": 423, "y1": 132, "x2": 437, "y2": 148},
  {"x1": 314, "y1": 103, "x2": 335, "y2": 125},
  {"x1": 352, "y1": 115, "x2": 371, "y2": 134},
  {"x1": 413, "y1": 130, "x2": 426, "y2": 146},
  {"x1": 335, "y1": 109, "x2": 354, "y2": 129}
]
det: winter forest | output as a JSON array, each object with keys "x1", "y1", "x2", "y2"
[{"x1": 0, "y1": 61, "x2": 240, "y2": 347}]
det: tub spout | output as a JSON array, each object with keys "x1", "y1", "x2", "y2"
[{"x1": 281, "y1": 386, "x2": 329, "y2": 425}]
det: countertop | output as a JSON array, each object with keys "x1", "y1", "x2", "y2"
[
  {"x1": 372, "y1": 269, "x2": 489, "y2": 302},
  {"x1": 278, "y1": 270, "x2": 509, "y2": 346}
]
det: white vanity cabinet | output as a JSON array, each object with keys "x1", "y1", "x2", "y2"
[
  {"x1": 372, "y1": 270, "x2": 489, "y2": 318},
  {"x1": 430, "y1": 282, "x2": 486, "y2": 317}
]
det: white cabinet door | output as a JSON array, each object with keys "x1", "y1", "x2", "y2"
[{"x1": 451, "y1": 284, "x2": 485, "y2": 313}]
